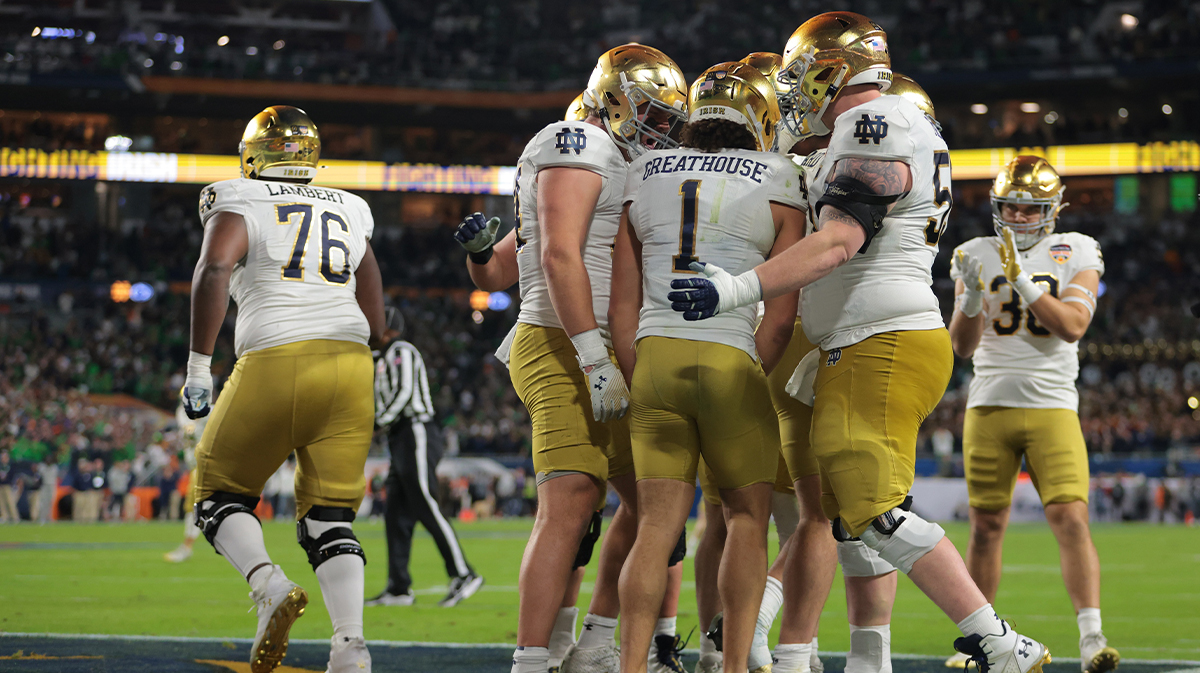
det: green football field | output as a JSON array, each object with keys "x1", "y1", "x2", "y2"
[{"x1": 0, "y1": 518, "x2": 1197, "y2": 663}]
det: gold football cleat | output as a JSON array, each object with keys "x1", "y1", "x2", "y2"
[
  {"x1": 250, "y1": 586, "x2": 308, "y2": 673},
  {"x1": 1084, "y1": 645, "x2": 1120, "y2": 673}
]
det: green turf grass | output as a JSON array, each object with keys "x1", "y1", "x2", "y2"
[{"x1": 0, "y1": 519, "x2": 1196, "y2": 661}]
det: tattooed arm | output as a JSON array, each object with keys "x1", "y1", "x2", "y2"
[{"x1": 752, "y1": 158, "x2": 911, "y2": 300}]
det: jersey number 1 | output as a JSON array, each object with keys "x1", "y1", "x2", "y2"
[
  {"x1": 672, "y1": 180, "x2": 702, "y2": 272},
  {"x1": 276, "y1": 203, "x2": 352, "y2": 285}
]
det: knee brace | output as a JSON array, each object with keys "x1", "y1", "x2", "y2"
[
  {"x1": 837, "y1": 539, "x2": 898, "y2": 577},
  {"x1": 297, "y1": 505, "x2": 366, "y2": 571},
  {"x1": 857, "y1": 505, "x2": 944, "y2": 575},
  {"x1": 668, "y1": 528, "x2": 687, "y2": 567},
  {"x1": 195, "y1": 492, "x2": 260, "y2": 547},
  {"x1": 572, "y1": 511, "x2": 603, "y2": 569}
]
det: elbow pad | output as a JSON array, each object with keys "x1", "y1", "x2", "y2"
[{"x1": 815, "y1": 176, "x2": 903, "y2": 254}]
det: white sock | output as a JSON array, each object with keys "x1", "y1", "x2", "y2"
[
  {"x1": 700, "y1": 632, "x2": 718, "y2": 658},
  {"x1": 317, "y1": 555, "x2": 365, "y2": 640},
  {"x1": 577, "y1": 613, "x2": 618, "y2": 649},
  {"x1": 846, "y1": 625, "x2": 891, "y2": 673},
  {"x1": 183, "y1": 516, "x2": 201, "y2": 542},
  {"x1": 811, "y1": 637, "x2": 820, "y2": 667},
  {"x1": 512, "y1": 646, "x2": 550, "y2": 673},
  {"x1": 1077, "y1": 608, "x2": 1102, "y2": 638},
  {"x1": 212, "y1": 512, "x2": 272, "y2": 579},
  {"x1": 655, "y1": 616, "x2": 677, "y2": 637},
  {"x1": 956, "y1": 604, "x2": 1004, "y2": 638},
  {"x1": 549, "y1": 607, "x2": 578, "y2": 666},
  {"x1": 758, "y1": 576, "x2": 785, "y2": 632},
  {"x1": 775, "y1": 642, "x2": 813, "y2": 673}
]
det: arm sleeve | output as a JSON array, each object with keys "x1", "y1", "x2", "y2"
[
  {"x1": 766, "y1": 155, "x2": 805, "y2": 210},
  {"x1": 198, "y1": 181, "x2": 250, "y2": 227}
]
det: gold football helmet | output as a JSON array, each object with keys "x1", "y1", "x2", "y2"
[
  {"x1": 779, "y1": 12, "x2": 892, "y2": 137},
  {"x1": 991, "y1": 155, "x2": 1067, "y2": 250},
  {"x1": 584, "y1": 44, "x2": 688, "y2": 157},
  {"x1": 740, "y1": 52, "x2": 812, "y2": 148},
  {"x1": 689, "y1": 62, "x2": 780, "y2": 152},
  {"x1": 565, "y1": 93, "x2": 591, "y2": 121},
  {"x1": 887, "y1": 72, "x2": 940, "y2": 132},
  {"x1": 239, "y1": 106, "x2": 320, "y2": 181}
]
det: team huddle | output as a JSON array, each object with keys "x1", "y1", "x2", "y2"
[{"x1": 181, "y1": 9, "x2": 1118, "y2": 673}]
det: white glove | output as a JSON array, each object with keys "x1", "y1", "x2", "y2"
[
  {"x1": 667, "y1": 262, "x2": 763, "y2": 320},
  {"x1": 570, "y1": 328, "x2": 630, "y2": 423},
  {"x1": 181, "y1": 351, "x2": 214, "y2": 419},
  {"x1": 952, "y1": 250, "x2": 985, "y2": 318},
  {"x1": 999, "y1": 228, "x2": 1044, "y2": 304},
  {"x1": 784, "y1": 348, "x2": 820, "y2": 407}
]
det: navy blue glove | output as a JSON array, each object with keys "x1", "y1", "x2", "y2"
[
  {"x1": 668, "y1": 278, "x2": 719, "y2": 321},
  {"x1": 454, "y1": 212, "x2": 501, "y2": 254},
  {"x1": 667, "y1": 262, "x2": 763, "y2": 321}
]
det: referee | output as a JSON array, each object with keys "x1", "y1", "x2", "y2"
[{"x1": 367, "y1": 307, "x2": 483, "y2": 607}]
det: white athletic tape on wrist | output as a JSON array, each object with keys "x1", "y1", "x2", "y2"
[
  {"x1": 570, "y1": 328, "x2": 608, "y2": 367},
  {"x1": 187, "y1": 351, "x2": 212, "y2": 379},
  {"x1": 837, "y1": 539, "x2": 898, "y2": 577},
  {"x1": 1011, "y1": 274, "x2": 1045, "y2": 305},
  {"x1": 955, "y1": 290, "x2": 984, "y2": 318},
  {"x1": 1062, "y1": 295, "x2": 1096, "y2": 316},
  {"x1": 858, "y1": 508, "x2": 945, "y2": 574}
]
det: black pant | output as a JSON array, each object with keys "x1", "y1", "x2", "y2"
[{"x1": 384, "y1": 420, "x2": 473, "y2": 594}]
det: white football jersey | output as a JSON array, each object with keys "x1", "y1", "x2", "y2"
[
  {"x1": 800, "y1": 96, "x2": 949, "y2": 349},
  {"x1": 624, "y1": 148, "x2": 804, "y2": 359},
  {"x1": 513, "y1": 121, "x2": 628, "y2": 342},
  {"x1": 952, "y1": 231, "x2": 1104, "y2": 410},
  {"x1": 198, "y1": 178, "x2": 374, "y2": 357}
]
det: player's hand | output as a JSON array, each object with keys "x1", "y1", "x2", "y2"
[
  {"x1": 454, "y1": 212, "x2": 502, "y2": 254},
  {"x1": 998, "y1": 228, "x2": 1024, "y2": 282},
  {"x1": 668, "y1": 262, "x2": 762, "y2": 321},
  {"x1": 952, "y1": 250, "x2": 985, "y2": 318},
  {"x1": 570, "y1": 328, "x2": 629, "y2": 422},
  {"x1": 785, "y1": 348, "x2": 820, "y2": 407},
  {"x1": 181, "y1": 351, "x2": 214, "y2": 420}
]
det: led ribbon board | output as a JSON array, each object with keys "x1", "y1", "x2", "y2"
[{"x1": 2, "y1": 142, "x2": 1197, "y2": 193}]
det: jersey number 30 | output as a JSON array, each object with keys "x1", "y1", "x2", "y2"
[{"x1": 276, "y1": 203, "x2": 352, "y2": 285}]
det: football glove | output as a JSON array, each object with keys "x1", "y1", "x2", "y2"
[
  {"x1": 784, "y1": 348, "x2": 820, "y2": 407},
  {"x1": 998, "y1": 228, "x2": 1044, "y2": 304},
  {"x1": 667, "y1": 262, "x2": 763, "y2": 321},
  {"x1": 952, "y1": 250, "x2": 985, "y2": 318},
  {"x1": 181, "y1": 351, "x2": 214, "y2": 420},
  {"x1": 454, "y1": 212, "x2": 502, "y2": 264},
  {"x1": 570, "y1": 328, "x2": 629, "y2": 423}
]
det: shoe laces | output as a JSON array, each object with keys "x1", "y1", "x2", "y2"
[{"x1": 653, "y1": 629, "x2": 692, "y2": 672}]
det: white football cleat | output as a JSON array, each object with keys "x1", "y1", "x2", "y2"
[
  {"x1": 164, "y1": 544, "x2": 193, "y2": 563},
  {"x1": 560, "y1": 642, "x2": 620, "y2": 673},
  {"x1": 811, "y1": 646, "x2": 823, "y2": 673},
  {"x1": 326, "y1": 635, "x2": 372, "y2": 673},
  {"x1": 748, "y1": 623, "x2": 772, "y2": 672},
  {"x1": 695, "y1": 652, "x2": 723, "y2": 673},
  {"x1": 249, "y1": 565, "x2": 308, "y2": 673},
  {"x1": 946, "y1": 652, "x2": 972, "y2": 669},
  {"x1": 364, "y1": 590, "x2": 414, "y2": 607},
  {"x1": 954, "y1": 621, "x2": 1050, "y2": 673},
  {"x1": 1080, "y1": 633, "x2": 1119, "y2": 673}
]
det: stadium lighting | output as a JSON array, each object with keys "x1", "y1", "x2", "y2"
[
  {"x1": 104, "y1": 135, "x2": 133, "y2": 151},
  {"x1": 143, "y1": 58, "x2": 153, "y2": 68},
  {"x1": 85, "y1": 31, "x2": 95, "y2": 44},
  {"x1": 1117, "y1": 107, "x2": 1129, "y2": 119},
  {"x1": 31, "y1": 27, "x2": 41, "y2": 37},
  {"x1": 487, "y1": 292, "x2": 512, "y2": 311},
  {"x1": 471, "y1": 310, "x2": 484, "y2": 324},
  {"x1": 1044, "y1": 111, "x2": 1059, "y2": 124},
  {"x1": 1189, "y1": 396, "x2": 1199, "y2": 410},
  {"x1": 1120, "y1": 13, "x2": 1139, "y2": 29},
  {"x1": 217, "y1": 35, "x2": 230, "y2": 46},
  {"x1": 245, "y1": 46, "x2": 258, "y2": 55},
  {"x1": 1020, "y1": 102, "x2": 1040, "y2": 113},
  {"x1": 170, "y1": 61, "x2": 182, "y2": 71},
  {"x1": 469, "y1": 290, "x2": 490, "y2": 311},
  {"x1": 1162, "y1": 104, "x2": 1173, "y2": 115},
  {"x1": 273, "y1": 40, "x2": 286, "y2": 50},
  {"x1": 129, "y1": 282, "x2": 155, "y2": 303},
  {"x1": 970, "y1": 104, "x2": 987, "y2": 115},
  {"x1": 110, "y1": 281, "x2": 131, "y2": 303}
]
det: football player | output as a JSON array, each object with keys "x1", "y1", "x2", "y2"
[
  {"x1": 455, "y1": 46, "x2": 688, "y2": 673},
  {"x1": 947, "y1": 156, "x2": 1116, "y2": 673},
  {"x1": 609, "y1": 61, "x2": 805, "y2": 673},
  {"x1": 183, "y1": 105, "x2": 385, "y2": 673},
  {"x1": 667, "y1": 13, "x2": 1052, "y2": 673},
  {"x1": 164, "y1": 402, "x2": 207, "y2": 563}
]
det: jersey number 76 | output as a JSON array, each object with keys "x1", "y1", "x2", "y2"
[{"x1": 276, "y1": 203, "x2": 352, "y2": 285}]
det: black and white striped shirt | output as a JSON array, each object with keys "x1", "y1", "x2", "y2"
[{"x1": 374, "y1": 339, "x2": 434, "y2": 428}]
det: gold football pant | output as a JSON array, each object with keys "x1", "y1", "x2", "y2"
[
  {"x1": 812, "y1": 329, "x2": 952, "y2": 537},
  {"x1": 631, "y1": 337, "x2": 778, "y2": 491},
  {"x1": 767, "y1": 318, "x2": 819, "y2": 482},
  {"x1": 698, "y1": 454, "x2": 792, "y2": 507},
  {"x1": 508, "y1": 323, "x2": 633, "y2": 485},
  {"x1": 194, "y1": 339, "x2": 375, "y2": 518},
  {"x1": 964, "y1": 407, "x2": 1090, "y2": 511}
]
